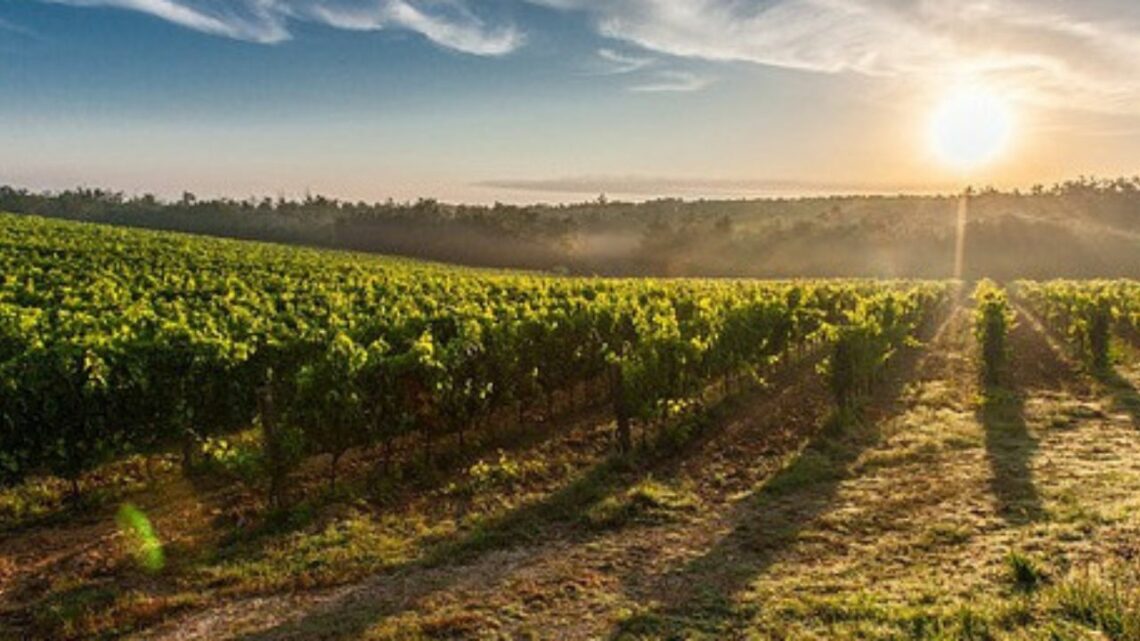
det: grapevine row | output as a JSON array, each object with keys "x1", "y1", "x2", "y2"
[
  {"x1": 0, "y1": 213, "x2": 949, "y2": 496},
  {"x1": 1014, "y1": 280, "x2": 1140, "y2": 369},
  {"x1": 973, "y1": 279, "x2": 1014, "y2": 386}
]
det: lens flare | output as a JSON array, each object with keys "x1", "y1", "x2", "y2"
[
  {"x1": 117, "y1": 503, "x2": 164, "y2": 572},
  {"x1": 954, "y1": 195, "x2": 968, "y2": 280}
]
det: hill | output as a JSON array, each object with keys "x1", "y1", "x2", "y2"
[
  {"x1": 3, "y1": 177, "x2": 1140, "y2": 279},
  {"x1": 4, "y1": 213, "x2": 1140, "y2": 639}
]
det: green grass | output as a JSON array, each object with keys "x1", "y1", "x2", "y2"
[
  {"x1": 10, "y1": 306, "x2": 1140, "y2": 641},
  {"x1": 582, "y1": 477, "x2": 698, "y2": 529},
  {"x1": 1048, "y1": 567, "x2": 1140, "y2": 640},
  {"x1": 1006, "y1": 550, "x2": 1048, "y2": 593}
]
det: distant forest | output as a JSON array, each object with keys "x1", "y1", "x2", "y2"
[{"x1": 3, "y1": 177, "x2": 1140, "y2": 279}]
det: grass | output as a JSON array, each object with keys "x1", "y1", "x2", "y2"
[
  {"x1": 919, "y1": 521, "x2": 974, "y2": 548},
  {"x1": 1048, "y1": 566, "x2": 1140, "y2": 640},
  {"x1": 1006, "y1": 550, "x2": 1048, "y2": 592},
  {"x1": 582, "y1": 477, "x2": 698, "y2": 529},
  {"x1": 1097, "y1": 342, "x2": 1140, "y2": 428},
  {"x1": 0, "y1": 454, "x2": 180, "y2": 531},
  {"x1": 0, "y1": 414, "x2": 620, "y2": 639},
  {"x1": 9, "y1": 308, "x2": 1140, "y2": 640},
  {"x1": 198, "y1": 510, "x2": 425, "y2": 594}
]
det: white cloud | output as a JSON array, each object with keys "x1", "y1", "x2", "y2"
[
  {"x1": 40, "y1": 0, "x2": 522, "y2": 54},
  {"x1": 46, "y1": 0, "x2": 290, "y2": 42},
  {"x1": 595, "y1": 48, "x2": 655, "y2": 74},
  {"x1": 527, "y1": 0, "x2": 1140, "y2": 114},
  {"x1": 477, "y1": 174, "x2": 953, "y2": 196},
  {"x1": 306, "y1": 0, "x2": 521, "y2": 56},
  {"x1": 629, "y1": 70, "x2": 712, "y2": 93},
  {"x1": 27, "y1": 0, "x2": 1140, "y2": 112},
  {"x1": 593, "y1": 48, "x2": 712, "y2": 93}
]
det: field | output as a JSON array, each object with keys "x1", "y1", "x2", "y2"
[{"x1": 4, "y1": 212, "x2": 1140, "y2": 640}]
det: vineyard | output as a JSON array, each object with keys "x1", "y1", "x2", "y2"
[
  {"x1": 0, "y1": 212, "x2": 949, "y2": 497},
  {"x1": 4, "y1": 212, "x2": 1140, "y2": 640}
]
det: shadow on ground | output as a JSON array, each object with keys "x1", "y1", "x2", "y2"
[
  {"x1": 226, "y1": 351, "x2": 831, "y2": 641},
  {"x1": 605, "y1": 309, "x2": 954, "y2": 639},
  {"x1": 980, "y1": 387, "x2": 1042, "y2": 525},
  {"x1": 1096, "y1": 364, "x2": 1140, "y2": 429},
  {"x1": 977, "y1": 308, "x2": 1087, "y2": 526}
]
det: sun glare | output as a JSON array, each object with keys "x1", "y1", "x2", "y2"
[{"x1": 929, "y1": 87, "x2": 1014, "y2": 171}]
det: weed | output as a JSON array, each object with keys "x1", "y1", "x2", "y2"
[
  {"x1": 1048, "y1": 568, "x2": 1140, "y2": 639},
  {"x1": 1006, "y1": 550, "x2": 1048, "y2": 592}
]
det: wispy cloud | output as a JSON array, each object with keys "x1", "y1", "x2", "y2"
[
  {"x1": 39, "y1": 0, "x2": 522, "y2": 54},
  {"x1": 478, "y1": 174, "x2": 956, "y2": 196},
  {"x1": 45, "y1": 0, "x2": 289, "y2": 43},
  {"x1": 306, "y1": 0, "x2": 521, "y2": 56},
  {"x1": 23, "y1": 0, "x2": 1140, "y2": 112},
  {"x1": 629, "y1": 69, "x2": 711, "y2": 93},
  {"x1": 592, "y1": 48, "x2": 711, "y2": 93},
  {"x1": 527, "y1": 0, "x2": 1140, "y2": 114},
  {"x1": 595, "y1": 47, "x2": 654, "y2": 74}
]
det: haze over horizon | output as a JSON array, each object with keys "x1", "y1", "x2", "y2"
[{"x1": 2, "y1": 0, "x2": 1139, "y2": 204}]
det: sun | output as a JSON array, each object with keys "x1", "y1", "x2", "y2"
[{"x1": 929, "y1": 87, "x2": 1014, "y2": 170}]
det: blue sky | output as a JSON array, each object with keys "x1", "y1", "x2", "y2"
[{"x1": 1, "y1": 0, "x2": 1138, "y2": 203}]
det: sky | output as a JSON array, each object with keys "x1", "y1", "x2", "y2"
[{"x1": 1, "y1": 0, "x2": 1139, "y2": 204}]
